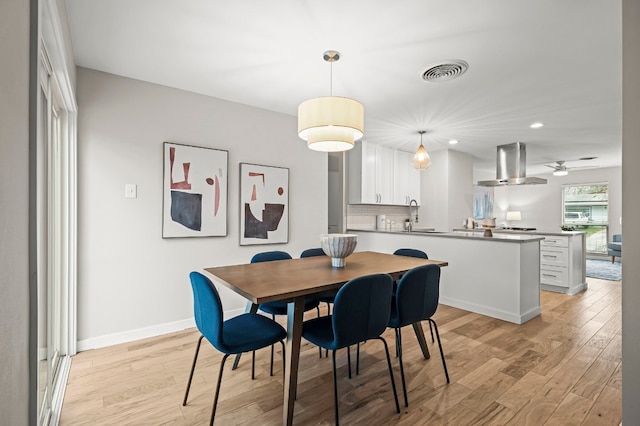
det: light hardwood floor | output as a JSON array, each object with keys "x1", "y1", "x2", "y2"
[{"x1": 60, "y1": 277, "x2": 621, "y2": 425}]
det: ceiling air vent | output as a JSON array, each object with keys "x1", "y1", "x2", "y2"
[{"x1": 420, "y1": 60, "x2": 469, "y2": 82}]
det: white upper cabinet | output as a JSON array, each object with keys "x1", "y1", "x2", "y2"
[
  {"x1": 393, "y1": 150, "x2": 421, "y2": 205},
  {"x1": 375, "y1": 145, "x2": 394, "y2": 204},
  {"x1": 348, "y1": 141, "x2": 420, "y2": 205}
]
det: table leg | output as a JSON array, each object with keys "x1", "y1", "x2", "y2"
[
  {"x1": 232, "y1": 301, "x2": 259, "y2": 370},
  {"x1": 412, "y1": 322, "x2": 431, "y2": 359},
  {"x1": 283, "y1": 296, "x2": 304, "y2": 426}
]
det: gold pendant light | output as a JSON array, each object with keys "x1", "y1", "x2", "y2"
[
  {"x1": 298, "y1": 51, "x2": 364, "y2": 152},
  {"x1": 413, "y1": 130, "x2": 431, "y2": 170}
]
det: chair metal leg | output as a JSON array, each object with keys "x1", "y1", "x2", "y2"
[
  {"x1": 331, "y1": 350, "x2": 340, "y2": 426},
  {"x1": 210, "y1": 354, "x2": 230, "y2": 426},
  {"x1": 429, "y1": 319, "x2": 450, "y2": 383},
  {"x1": 251, "y1": 350, "x2": 256, "y2": 380},
  {"x1": 377, "y1": 336, "x2": 401, "y2": 414},
  {"x1": 356, "y1": 342, "x2": 360, "y2": 376},
  {"x1": 396, "y1": 328, "x2": 408, "y2": 407},
  {"x1": 428, "y1": 321, "x2": 435, "y2": 343},
  {"x1": 317, "y1": 307, "x2": 323, "y2": 358},
  {"x1": 347, "y1": 345, "x2": 352, "y2": 379},
  {"x1": 270, "y1": 344, "x2": 275, "y2": 376},
  {"x1": 270, "y1": 314, "x2": 276, "y2": 376},
  {"x1": 325, "y1": 302, "x2": 331, "y2": 358},
  {"x1": 183, "y1": 335, "x2": 204, "y2": 406}
]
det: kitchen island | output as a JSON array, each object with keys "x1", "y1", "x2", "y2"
[
  {"x1": 453, "y1": 228, "x2": 587, "y2": 295},
  {"x1": 349, "y1": 229, "x2": 545, "y2": 324}
]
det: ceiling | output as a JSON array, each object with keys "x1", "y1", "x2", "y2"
[{"x1": 64, "y1": 0, "x2": 622, "y2": 175}]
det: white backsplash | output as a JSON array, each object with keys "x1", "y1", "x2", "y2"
[{"x1": 347, "y1": 204, "x2": 412, "y2": 231}]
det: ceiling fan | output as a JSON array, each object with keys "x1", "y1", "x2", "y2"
[{"x1": 544, "y1": 160, "x2": 598, "y2": 176}]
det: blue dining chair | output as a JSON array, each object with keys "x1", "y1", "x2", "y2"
[
  {"x1": 389, "y1": 264, "x2": 449, "y2": 407},
  {"x1": 392, "y1": 248, "x2": 435, "y2": 343},
  {"x1": 252, "y1": 250, "x2": 322, "y2": 373},
  {"x1": 393, "y1": 248, "x2": 429, "y2": 259},
  {"x1": 301, "y1": 248, "x2": 335, "y2": 312},
  {"x1": 183, "y1": 271, "x2": 287, "y2": 425},
  {"x1": 300, "y1": 247, "x2": 337, "y2": 359},
  {"x1": 302, "y1": 273, "x2": 400, "y2": 425}
]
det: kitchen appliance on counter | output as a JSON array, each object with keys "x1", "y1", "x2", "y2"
[{"x1": 501, "y1": 227, "x2": 537, "y2": 231}]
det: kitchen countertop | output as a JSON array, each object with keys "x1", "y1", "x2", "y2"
[
  {"x1": 451, "y1": 228, "x2": 586, "y2": 237},
  {"x1": 348, "y1": 228, "x2": 545, "y2": 243}
]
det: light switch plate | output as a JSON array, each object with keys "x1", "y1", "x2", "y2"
[{"x1": 125, "y1": 184, "x2": 137, "y2": 199}]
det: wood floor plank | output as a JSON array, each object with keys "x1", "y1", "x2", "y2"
[
  {"x1": 544, "y1": 392, "x2": 594, "y2": 425},
  {"x1": 582, "y1": 385, "x2": 622, "y2": 425},
  {"x1": 495, "y1": 371, "x2": 550, "y2": 412},
  {"x1": 60, "y1": 278, "x2": 621, "y2": 425}
]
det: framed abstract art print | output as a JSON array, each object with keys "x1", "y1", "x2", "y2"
[
  {"x1": 239, "y1": 163, "x2": 289, "y2": 245},
  {"x1": 162, "y1": 142, "x2": 228, "y2": 238}
]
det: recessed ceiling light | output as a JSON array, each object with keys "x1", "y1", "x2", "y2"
[
  {"x1": 530, "y1": 122, "x2": 544, "y2": 129},
  {"x1": 449, "y1": 139, "x2": 458, "y2": 145}
]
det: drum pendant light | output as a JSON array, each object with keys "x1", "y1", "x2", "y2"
[{"x1": 298, "y1": 51, "x2": 364, "y2": 152}]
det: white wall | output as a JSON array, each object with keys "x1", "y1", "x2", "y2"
[
  {"x1": 0, "y1": 0, "x2": 31, "y2": 423},
  {"x1": 622, "y1": 0, "x2": 640, "y2": 421},
  {"x1": 487, "y1": 167, "x2": 621, "y2": 237},
  {"x1": 420, "y1": 149, "x2": 473, "y2": 231},
  {"x1": 76, "y1": 68, "x2": 327, "y2": 349}
]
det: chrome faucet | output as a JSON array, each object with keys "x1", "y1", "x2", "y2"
[{"x1": 408, "y1": 199, "x2": 419, "y2": 232}]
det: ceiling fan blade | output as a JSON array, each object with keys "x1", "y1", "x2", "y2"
[
  {"x1": 544, "y1": 164, "x2": 558, "y2": 169},
  {"x1": 567, "y1": 165, "x2": 599, "y2": 171}
]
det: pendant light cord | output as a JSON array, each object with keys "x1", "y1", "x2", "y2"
[{"x1": 329, "y1": 60, "x2": 333, "y2": 96}]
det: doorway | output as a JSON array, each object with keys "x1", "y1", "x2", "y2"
[{"x1": 328, "y1": 152, "x2": 344, "y2": 233}]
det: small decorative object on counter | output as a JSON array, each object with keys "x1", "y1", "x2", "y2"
[
  {"x1": 482, "y1": 218, "x2": 496, "y2": 228},
  {"x1": 483, "y1": 228, "x2": 493, "y2": 237},
  {"x1": 466, "y1": 217, "x2": 475, "y2": 229}
]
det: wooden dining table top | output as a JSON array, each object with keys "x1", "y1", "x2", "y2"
[{"x1": 204, "y1": 250, "x2": 448, "y2": 304}]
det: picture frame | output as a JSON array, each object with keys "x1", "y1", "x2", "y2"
[
  {"x1": 162, "y1": 142, "x2": 228, "y2": 238},
  {"x1": 239, "y1": 163, "x2": 289, "y2": 245}
]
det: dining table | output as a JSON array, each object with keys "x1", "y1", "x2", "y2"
[{"x1": 204, "y1": 250, "x2": 448, "y2": 425}]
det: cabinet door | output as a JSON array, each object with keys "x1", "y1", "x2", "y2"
[
  {"x1": 375, "y1": 145, "x2": 394, "y2": 204},
  {"x1": 393, "y1": 150, "x2": 421, "y2": 205},
  {"x1": 359, "y1": 141, "x2": 378, "y2": 203}
]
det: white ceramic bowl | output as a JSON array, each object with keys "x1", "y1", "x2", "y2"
[{"x1": 320, "y1": 233, "x2": 358, "y2": 268}]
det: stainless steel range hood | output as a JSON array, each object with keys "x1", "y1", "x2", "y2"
[{"x1": 477, "y1": 142, "x2": 547, "y2": 186}]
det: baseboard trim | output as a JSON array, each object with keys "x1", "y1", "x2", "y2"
[
  {"x1": 76, "y1": 307, "x2": 245, "y2": 351},
  {"x1": 439, "y1": 296, "x2": 540, "y2": 325}
]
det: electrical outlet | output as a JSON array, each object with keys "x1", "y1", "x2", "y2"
[{"x1": 125, "y1": 184, "x2": 137, "y2": 199}]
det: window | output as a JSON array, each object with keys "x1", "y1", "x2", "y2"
[
  {"x1": 37, "y1": 33, "x2": 77, "y2": 426},
  {"x1": 562, "y1": 183, "x2": 608, "y2": 253}
]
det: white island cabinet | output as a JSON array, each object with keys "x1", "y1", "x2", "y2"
[
  {"x1": 453, "y1": 229, "x2": 587, "y2": 295},
  {"x1": 350, "y1": 230, "x2": 544, "y2": 324},
  {"x1": 539, "y1": 233, "x2": 587, "y2": 295}
]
